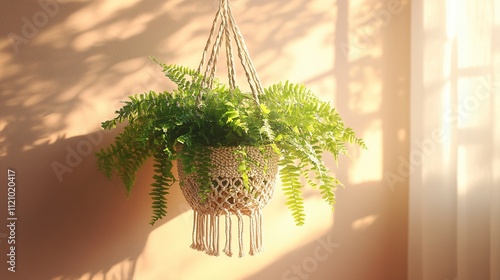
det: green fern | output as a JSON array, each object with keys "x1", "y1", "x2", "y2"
[
  {"x1": 96, "y1": 61, "x2": 366, "y2": 226},
  {"x1": 279, "y1": 153, "x2": 306, "y2": 226},
  {"x1": 149, "y1": 149, "x2": 176, "y2": 225},
  {"x1": 260, "y1": 80, "x2": 366, "y2": 224},
  {"x1": 177, "y1": 145, "x2": 213, "y2": 201}
]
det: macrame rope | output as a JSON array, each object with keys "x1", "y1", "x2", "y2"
[
  {"x1": 208, "y1": 214, "x2": 214, "y2": 254},
  {"x1": 226, "y1": 2, "x2": 264, "y2": 101},
  {"x1": 215, "y1": 215, "x2": 220, "y2": 256},
  {"x1": 202, "y1": 213, "x2": 207, "y2": 251},
  {"x1": 198, "y1": 5, "x2": 221, "y2": 74},
  {"x1": 237, "y1": 210, "x2": 245, "y2": 258},
  {"x1": 249, "y1": 210, "x2": 257, "y2": 255},
  {"x1": 223, "y1": 0, "x2": 236, "y2": 90},
  {"x1": 191, "y1": 211, "x2": 198, "y2": 249},
  {"x1": 196, "y1": 0, "x2": 263, "y2": 107},
  {"x1": 204, "y1": 14, "x2": 225, "y2": 90},
  {"x1": 196, "y1": 3, "x2": 221, "y2": 105},
  {"x1": 257, "y1": 209, "x2": 263, "y2": 253},
  {"x1": 223, "y1": 211, "x2": 233, "y2": 257}
]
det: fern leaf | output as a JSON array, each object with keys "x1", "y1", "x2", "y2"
[
  {"x1": 149, "y1": 151, "x2": 176, "y2": 225},
  {"x1": 279, "y1": 155, "x2": 306, "y2": 226}
]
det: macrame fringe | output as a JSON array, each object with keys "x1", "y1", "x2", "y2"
[{"x1": 190, "y1": 209, "x2": 264, "y2": 257}]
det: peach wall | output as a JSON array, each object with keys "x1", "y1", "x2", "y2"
[{"x1": 0, "y1": 0, "x2": 409, "y2": 279}]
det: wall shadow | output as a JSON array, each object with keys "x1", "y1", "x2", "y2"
[
  {"x1": 0, "y1": 131, "x2": 189, "y2": 280},
  {"x1": 0, "y1": 0, "x2": 212, "y2": 279},
  {"x1": 0, "y1": 0, "x2": 374, "y2": 279}
]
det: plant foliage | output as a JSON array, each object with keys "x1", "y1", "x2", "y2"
[{"x1": 96, "y1": 59, "x2": 366, "y2": 225}]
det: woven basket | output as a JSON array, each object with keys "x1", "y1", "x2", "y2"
[{"x1": 178, "y1": 145, "x2": 279, "y2": 257}]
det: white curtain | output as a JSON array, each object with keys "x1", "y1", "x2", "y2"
[{"x1": 409, "y1": 0, "x2": 500, "y2": 280}]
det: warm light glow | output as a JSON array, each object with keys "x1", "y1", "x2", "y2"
[
  {"x1": 349, "y1": 119, "x2": 383, "y2": 184},
  {"x1": 457, "y1": 145, "x2": 467, "y2": 197},
  {"x1": 398, "y1": 129, "x2": 407, "y2": 142},
  {"x1": 352, "y1": 214, "x2": 379, "y2": 230},
  {"x1": 348, "y1": 66, "x2": 382, "y2": 114},
  {"x1": 445, "y1": 0, "x2": 457, "y2": 40}
]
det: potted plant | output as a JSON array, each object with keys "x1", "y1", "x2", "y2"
[
  {"x1": 96, "y1": 0, "x2": 365, "y2": 257},
  {"x1": 96, "y1": 59, "x2": 365, "y2": 256}
]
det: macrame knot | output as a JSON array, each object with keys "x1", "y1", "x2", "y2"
[{"x1": 179, "y1": 145, "x2": 279, "y2": 257}]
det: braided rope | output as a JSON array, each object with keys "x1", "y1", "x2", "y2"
[
  {"x1": 223, "y1": 0, "x2": 236, "y2": 90},
  {"x1": 226, "y1": 3, "x2": 264, "y2": 99},
  {"x1": 204, "y1": 13, "x2": 225, "y2": 90},
  {"x1": 196, "y1": 5, "x2": 222, "y2": 106},
  {"x1": 196, "y1": 0, "x2": 264, "y2": 106},
  {"x1": 198, "y1": 5, "x2": 221, "y2": 74}
]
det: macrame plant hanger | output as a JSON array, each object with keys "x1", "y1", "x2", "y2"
[
  {"x1": 197, "y1": 0, "x2": 263, "y2": 105},
  {"x1": 178, "y1": 0, "x2": 279, "y2": 258}
]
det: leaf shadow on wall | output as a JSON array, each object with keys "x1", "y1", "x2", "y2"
[
  {"x1": 9, "y1": 132, "x2": 191, "y2": 280},
  {"x1": 0, "y1": 0, "x2": 341, "y2": 279},
  {"x1": 0, "y1": 0, "x2": 215, "y2": 279}
]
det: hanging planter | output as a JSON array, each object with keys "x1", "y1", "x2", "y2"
[
  {"x1": 96, "y1": 0, "x2": 366, "y2": 257},
  {"x1": 178, "y1": 145, "x2": 279, "y2": 256}
]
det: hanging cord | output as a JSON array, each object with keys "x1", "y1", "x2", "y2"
[
  {"x1": 226, "y1": 2, "x2": 264, "y2": 99},
  {"x1": 196, "y1": 0, "x2": 263, "y2": 107},
  {"x1": 197, "y1": 4, "x2": 222, "y2": 82}
]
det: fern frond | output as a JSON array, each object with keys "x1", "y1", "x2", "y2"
[
  {"x1": 178, "y1": 145, "x2": 213, "y2": 202},
  {"x1": 279, "y1": 154, "x2": 305, "y2": 226},
  {"x1": 149, "y1": 149, "x2": 176, "y2": 225},
  {"x1": 151, "y1": 57, "x2": 206, "y2": 92},
  {"x1": 262, "y1": 80, "x2": 366, "y2": 223},
  {"x1": 95, "y1": 124, "x2": 152, "y2": 195}
]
